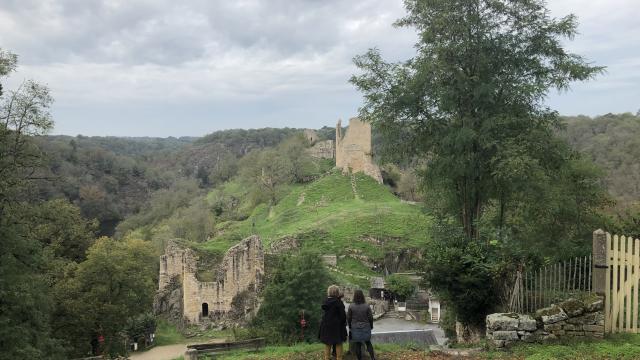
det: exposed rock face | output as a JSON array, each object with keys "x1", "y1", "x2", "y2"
[
  {"x1": 336, "y1": 118, "x2": 382, "y2": 183},
  {"x1": 153, "y1": 276, "x2": 183, "y2": 323},
  {"x1": 155, "y1": 236, "x2": 265, "y2": 325}
]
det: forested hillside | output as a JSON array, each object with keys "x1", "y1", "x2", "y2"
[
  {"x1": 561, "y1": 112, "x2": 640, "y2": 206},
  {"x1": 34, "y1": 128, "x2": 312, "y2": 235}
]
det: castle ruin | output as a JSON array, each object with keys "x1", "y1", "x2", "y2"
[
  {"x1": 155, "y1": 235, "x2": 264, "y2": 324},
  {"x1": 335, "y1": 118, "x2": 383, "y2": 183}
]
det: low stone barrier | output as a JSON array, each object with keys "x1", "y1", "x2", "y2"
[
  {"x1": 486, "y1": 295, "x2": 604, "y2": 348},
  {"x1": 371, "y1": 330, "x2": 438, "y2": 345}
]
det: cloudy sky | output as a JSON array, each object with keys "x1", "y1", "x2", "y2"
[{"x1": 1, "y1": 0, "x2": 639, "y2": 137}]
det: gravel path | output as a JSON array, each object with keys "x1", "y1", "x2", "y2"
[{"x1": 129, "y1": 343, "x2": 187, "y2": 360}]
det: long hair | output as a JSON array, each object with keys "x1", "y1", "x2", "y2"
[{"x1": 353, "y1": 289, "x2": 365, "y2": 304}]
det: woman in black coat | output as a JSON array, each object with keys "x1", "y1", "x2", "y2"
[{"x1": 319, "y1": 285, "x2": 347, "y2": 360}]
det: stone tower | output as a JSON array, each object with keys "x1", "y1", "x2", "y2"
[{"x1": 335, "y1": 118, "x2": 383, "y2": 183}]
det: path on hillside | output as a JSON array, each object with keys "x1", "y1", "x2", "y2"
[{"x1": 129, "y1": 343, "x2": 187, "y2": 360}]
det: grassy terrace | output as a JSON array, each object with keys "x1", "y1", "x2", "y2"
[{"x1": 194, "y1": 171, "x2": 430, "y2": 286}]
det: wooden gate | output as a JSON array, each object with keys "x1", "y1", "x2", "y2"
[{"x1": 597, "y1": 230, "x2": 640, "y2": 333}]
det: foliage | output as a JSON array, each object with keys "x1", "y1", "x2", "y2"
[
  {"x1": 351, "y1": 0, "x2": 604, "y2": 242},
  {"x1": 385, "y1": 274, "x2": 416, "y2": 301},
  {"x1": 28, "y1": 199, "x2": 97, "y2": 262},
  {"x1": 253, "y1": 252, "x2": 332, "y2": 344},
  {"x1": 561, "y1": 113, "x2": 640, "y2": 206},
  {"x1": 0, "y1": 48, "x2": 66, "y2": 359},
  {"x1": 0, "y1": 205, "x2": 66, "y2": 360},
  {"x1": 125, "y1": 313, "x2": 156, "y2": 349},
  {"x1": 58, "y1": 237, "x2": 157, "y2": 357},
  {"x1": 421, "y1": 221, "x2": 503, "y2": 327}
]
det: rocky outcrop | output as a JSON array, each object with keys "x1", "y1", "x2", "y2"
[
  {"x1": 153, "y1": 276, "x2": 184, "y2": 324},
  {"x1": 486, "y1": 295, "x2": 605, "y2": 348}
]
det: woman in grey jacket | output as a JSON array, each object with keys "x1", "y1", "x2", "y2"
[{"x1": 347, "y1": 289, "x2": 376, "y2": 360}]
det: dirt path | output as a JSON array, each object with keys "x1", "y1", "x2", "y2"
[{"x1": 129, "y1": 343, "x2": 187, "y2": 360}]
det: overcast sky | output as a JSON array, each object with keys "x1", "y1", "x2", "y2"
[{"x1": 1, "y1": 0, "x2": 639, "y2": 137}]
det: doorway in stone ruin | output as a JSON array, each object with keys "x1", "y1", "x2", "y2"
[{"x1": 202, "y1": 303, "x2": 209, "y2": 317}]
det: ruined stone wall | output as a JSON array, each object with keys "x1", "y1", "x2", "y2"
[
  {"x1": 486, "y1": 296, "x2": 604, "y2": 348},
  {"x1": 335, "y1": 118, "x2": 382, "y2": 183},
  {"x1": 183, "y1": 236, "x2": 264, "y2": 323},
  {"x1": 308, "y1": 140, "x2": 335, "y2": 159},
  {"x1": 157, "y1": 236, "x2": 264, "y2": 324},
  {"x1": 159, "y1": 241, "x2": 185, "y2": 289}
]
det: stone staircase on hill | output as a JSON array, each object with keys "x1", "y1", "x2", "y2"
[{"x1": 350, "y1": 173, "x2": 359, "y2": 199}]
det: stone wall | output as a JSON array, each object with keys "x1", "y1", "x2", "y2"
[
  {"x1": 335, "y1": 118, "x2": 382, "y2": 183},
  {"x1": 155, "y1": 236, "x2": 265, "y2": 325},
  {"x1": 308, "y1": 139, "x2": 335, "y2": 159},
  {"x1": 486, "y1": 295, "x2": 604, "y2": 348}
]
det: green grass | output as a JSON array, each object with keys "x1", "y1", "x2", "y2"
[
  {"x1": 154, "y1": 319, "x2": 186, "y2": 346},
  {"x1": 199, "y1": 172, "x2": 431, "y2": 285},
  {"x1": 212, "y1": 342, "x2": 413, "y2": 359},
  {"x1": 483, "y1": 333, "x2": 640, "y2": 360},
  {"x1": 155, "y1": 319, "x2": 246, "y2": 348}
]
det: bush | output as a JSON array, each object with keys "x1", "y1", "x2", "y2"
[
  {"x1": 386, "y1": 274, "x2": 416, "y2": 301},
  {"x1": 421, "y1": 221, "x2": 501, "y2": 327},
  {"x1": 253, "y1": 252, "x2": 332, "y2": 344}
]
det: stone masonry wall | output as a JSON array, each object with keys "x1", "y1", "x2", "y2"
[
  {"x1": 335, "y1": 118, "x2": 382, "y2": 183},
  {"x1": 308, "y1": 140, "x2": 335, "y2": 159},
  {"x1": 159, "y1": 241, "x2": 185, "y2": 289},
  {"x1": 156, "y1": 236, "x2": 264, "y2": 324},
  {"x1": 486, "y1": 295, "x2": 604, "y2": 348}
]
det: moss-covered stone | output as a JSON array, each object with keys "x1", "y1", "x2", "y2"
[{"x1": 558, "y1": 298, "x2": 585, "y2": 317}]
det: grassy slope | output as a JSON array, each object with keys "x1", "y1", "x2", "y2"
[{"x1": 196, "y1": 171, "x2": 430, "y2": 287}]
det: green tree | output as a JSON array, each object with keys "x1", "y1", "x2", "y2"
[
  {"x1": 253, "y1": 252, "x2": 332, "y2": 343},
  {"x1": 351, "y1": 0, "x2": 604, "y2": 241},
  {"x1": 61, "y1": 237, "x2": 157, "y2": 357},
  {"x1": 0, "y1": 49, "x2": 67, "y2": 359},
  {"x1": 385, "y1": 274, "x2": 416, "y2": 301},
  {"x1": 29, "y1": 199, "x2": 97, "y2": 262}
]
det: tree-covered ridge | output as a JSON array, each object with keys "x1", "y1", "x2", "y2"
[{"x1": 561, "y1": 113, "x2": 640, "y2": 206}]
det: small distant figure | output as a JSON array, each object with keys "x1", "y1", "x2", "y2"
[
  {"x1": 319, "y1": 285, "x2": 347, "y2": 360},
  {"x1": 347, "y1": 289, "x2": 376, "y2": 360}
]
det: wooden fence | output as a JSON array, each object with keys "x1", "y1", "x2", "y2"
[
  {"x1": 507, "y1": 255, "x2": 593, "y2": 314},
  {"x1": 597, "y1": 230, "x2": 640, "y2": 333}
]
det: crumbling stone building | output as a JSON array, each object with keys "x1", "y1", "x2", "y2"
[
  {"x1": 335, "y1": 118, "x2": 383, "y2": 183},
  {"x1": 155, "y1": 235, "x2": 264, "y2": 324}
]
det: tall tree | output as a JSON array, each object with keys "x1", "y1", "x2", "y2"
[
  {"x1": 351, "y1": 0, "x2": 604, "y2": 241},
  {"x1": 0, "y1": 49, "x2": 65, "y2": 359}
]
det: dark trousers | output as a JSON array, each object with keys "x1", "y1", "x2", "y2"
[{"x1": 353, "y1": 340, "x2": 375, "y2": 360}]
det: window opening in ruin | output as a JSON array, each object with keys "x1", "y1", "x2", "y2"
[{"x1": 202, "y1": 303, "x2": 209, "y2": 317}]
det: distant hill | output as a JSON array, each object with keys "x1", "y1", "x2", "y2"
[{"x1": 561, "y1": 113, "x2": 640, "y2": 206}]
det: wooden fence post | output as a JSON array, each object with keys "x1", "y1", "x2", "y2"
[{"x1": 592, "y1": 229, "x2": 607, "y2": 296}]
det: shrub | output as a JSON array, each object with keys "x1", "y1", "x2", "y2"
[{"x1": 253, "y1": 252, "x2": 332, "y2": 344}]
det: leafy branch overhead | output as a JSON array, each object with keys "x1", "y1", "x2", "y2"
[{"x1": 351, "y1": 0, "x2": 604, "y2": 241}]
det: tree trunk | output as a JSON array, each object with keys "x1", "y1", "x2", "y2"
[{"x1": 455, "y1": 321, "x2": 484, "y2": 344}]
